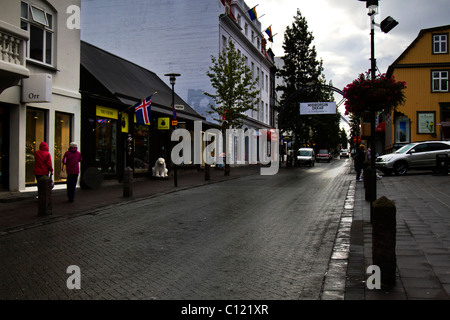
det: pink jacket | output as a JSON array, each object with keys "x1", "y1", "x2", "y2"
[{"x1": 63, "y1": 147, "x2": 82, "y2": 175}]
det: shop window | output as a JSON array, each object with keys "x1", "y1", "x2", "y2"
[
  {"x1": 96, "y1": 118, "x2": 117, "y2": 174},
  {"x1": 134, "y1": 125, "x2": 151, "y2": 173},
  {"x1": 395, "y1": 115, "x2": 410, "y2": 144},
  {"x1": 54, "y1": 112, "x2": 72, "y2": 182},
  {"x1": 25, "y1": 108, "x2": 47, "y2": 184}
]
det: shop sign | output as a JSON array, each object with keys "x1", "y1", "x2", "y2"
[
  {"x1": 158, "y1": 117, "x2": 170, "y2": 130},
  {"x1": 21, "y1": 74, "x2": 52, "y2": 103},
  {"x1": 300, "y1": 102, "x2": 336, "y2": 115},
  {"x1": 96, "y1": 106, "x2": 118, "y2": 119}
]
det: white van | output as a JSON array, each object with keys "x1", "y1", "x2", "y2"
[{"x1": 297, "y1": 148, "x2": 315, "y2": 167}]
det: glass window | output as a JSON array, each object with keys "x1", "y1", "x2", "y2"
[
  {"x1": 30, "y1": 5, "x2": 48, "y2": 26},
  {"x1": 21, "y1": 2, "x2": 28, "y2": 19},
  {"x1": 96, "y1": 118, "x2": 117, "y2": 174},
  {"x1": 21, "y1": 3, "x2": 54, "y2": 65},
  {"x1": 134, "y1": 125, "x2": 151, "y2": 173},
  {"x1": 54, "y1": 113, "x2": 72, "y2": 182},
  {"x1": 433, "y1": 34, "x2": 448, "y2": 54},
  {"x1": 26, "y1": 108, "x2": 47, "y2": 184},
  {"x1": 30, "y1": 25, "x2": 44, "y2": 61},
  {"x1": 432, "y1": 71, "x2": 449, "y2": 92},
  {"x1": 411, "y1": 143, "x2": 428, "y2": 153}
]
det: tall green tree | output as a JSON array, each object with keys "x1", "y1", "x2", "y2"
[
  {"x1": 205, "y1": 39, "x2": 260, "y2": 129},
  {"x1": 277, "y1": 9, "x2": 340, "y2": 152},
  {"x1": 204, "y1": 39, "x2": 260, "y2": 175}
]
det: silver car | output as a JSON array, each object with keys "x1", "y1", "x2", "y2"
[{"x1": 376, "y1": 141, "x2": 450, "y2": 175}]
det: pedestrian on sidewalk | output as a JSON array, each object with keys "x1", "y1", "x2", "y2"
[
  {"x1": 34, "y1": 141, "x2": 53, "y2": 182},
  {"x1": 62, "y1": 142, "x2": 82, "y2": 202},
  {"x1": 355, "y1": 144, "x2": 365, "y2": 182}
]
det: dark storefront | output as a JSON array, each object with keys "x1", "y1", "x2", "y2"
[{"x1": 80, "y1": 41, "x2": 207, "y2": 184}]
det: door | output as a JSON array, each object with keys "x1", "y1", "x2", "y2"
[{"x1": 408, "y1": 143, "x2": 430, "y2": 168}]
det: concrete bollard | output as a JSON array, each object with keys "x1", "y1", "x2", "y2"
[
  {"x1": 372, "y1": 196, "x2": 397, "y2": 287},
  {"x1": 205, "y1": 163, "x2": 210, "y2": 181},
  {"x1": 37, "y1": 176, "x2": 52, "y2": 216},
  {"x1": 364, "y1": 166, "x2": 372, "y2": 201},
  {"x1": 123, "y1": 167, "x2": 133, "y2": 198}
]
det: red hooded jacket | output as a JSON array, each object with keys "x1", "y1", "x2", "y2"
[{"x1": 34, "y1": 142, "x2": 53, "y2": 175}]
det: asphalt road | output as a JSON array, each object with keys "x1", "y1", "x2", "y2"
[{"x1": 0, "y1": 159, "x2": 352, "y2": 300}]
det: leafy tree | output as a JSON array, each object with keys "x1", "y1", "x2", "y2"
[
  {"x1": 277, "y1": 9, "x2": 340, "y2": 154},
  {"x1": 205, "y1": 39, "x2": 260, "y2": 129},
  {"x1": 204, "y1": 39, "x2": 260, "y2": 175}
]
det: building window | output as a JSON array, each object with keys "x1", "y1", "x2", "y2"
[
  {"x1": 251, "y1": 31, "x2": 254, "y2": 44},
  {"x1": 395, "y1": 115, "x2": 410, "y2": 144},
  {"x1": 54, "y1": 112, "x2": 72, "y2": 182},
  {"x1": 257, "y1": 67, "x2": 260, "y2": 87},
  {"x1": 21, "y1": 1, "x2": 54, "y2": 65},
  {"x1": 433, "y1": 34, "x2": 448, "y2": 54},
  {"x1": 432, "y1": 71, "x2": 449, "y2": 92},
  {"x1": 261, "y1": 71, "x2": 264, "y2": 90},
  {"x1": 25, "y1": 108, "x2": 47, "y2": 185},
  {"x1": 244, "y1": 23, "x2": 248, "y2": 36},
  {"x1": 222, "y1": 36, "x2": 227, "y2": 51}
]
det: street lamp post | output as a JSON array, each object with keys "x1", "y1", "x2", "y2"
[
  {"x1": 358, "y1": 0, "x2": 398, "y2": 218},
  {"x1": 165, "y1": 73, "x2": 181, "y2": 187}
]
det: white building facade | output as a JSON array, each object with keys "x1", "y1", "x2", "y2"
[
  {"x1": 80, "y1": 0, "x2": 274, "y2": 130},
  {"x1": 0, "y1": 0, "x2": 81, "y2": 192}
]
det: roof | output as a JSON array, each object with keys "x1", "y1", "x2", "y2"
[
  {"x1": 80, "y1": 41, "x2": 204, "y2": 121},
  {"x1": 387, "y1": 24, "x2": 450, "y2": 77}
]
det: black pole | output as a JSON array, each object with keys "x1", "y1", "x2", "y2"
[
  {"x1": 370, "y1": 16, "x2": 377, "y2": 219},
  {"x1": 171, "y1": 81, "x2": 177, "y2": 187}
]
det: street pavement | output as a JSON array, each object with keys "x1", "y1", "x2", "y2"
[{"x1": 1, "y1": 160, "x2": 449, "y2": 301}]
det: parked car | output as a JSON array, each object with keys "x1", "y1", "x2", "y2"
[
  {"x1": 376, "y1": 141, "x2": 450, "y2": 175},
  {"x1": 340, "y1": 149, "x2": 349, "y2": 158},
  {"x1": 297, "y1": 148, "x2": 315, "y2": 167},
  {"x1": 316, "y1": 149, "x2": 332, "y2": 162}
]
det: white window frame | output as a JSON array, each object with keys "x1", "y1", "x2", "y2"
[
  {"x1": 21, "y1": 1, "x2": 54, "y2": 66},
  {"x1": 433, "y1": 34, "x2": 448, "y2": 54},
  {"x1": 432, "y1": 71, "x2": 449, "y2": 92}
]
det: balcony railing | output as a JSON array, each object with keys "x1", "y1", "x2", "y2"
[{"x1": 0, "y1": 20, "x2": 29, "y2": 93}]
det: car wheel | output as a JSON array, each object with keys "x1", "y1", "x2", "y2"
[{"x1": 393, "y1": 161, "x2": 408, "y2": 176}]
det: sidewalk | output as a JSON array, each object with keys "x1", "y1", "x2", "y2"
[
  {"x1": 0, "y1": 165, "x2": 261, "y2": 235},
  {"x1": 346, "y1": 167, "x2": 450, "y2": 300}
]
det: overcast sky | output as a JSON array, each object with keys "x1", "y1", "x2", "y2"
[{"x1": 246, "y1": 0, "x2": 449, "y2": 95}]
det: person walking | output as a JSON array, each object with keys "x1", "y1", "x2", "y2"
[
  {"x1": 62, "y1": 142, "x2": 82, "y2": 202},
  {"x1": 34, "y1": 141, "x2": 53, "y2": 182},
  {"x1": 354, "y1": 144, "x2": 365, "y2": 182}
]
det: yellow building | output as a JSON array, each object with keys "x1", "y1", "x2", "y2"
[{"x1": 385, "y1": 25, "x2": 450, "y2": 152}]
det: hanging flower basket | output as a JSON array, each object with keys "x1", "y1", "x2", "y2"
[{"x1": 343, "y1": 73, "x2": 406, "y2": 117}]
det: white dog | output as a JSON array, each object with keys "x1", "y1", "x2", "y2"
[{"x1": 152, "y1": 157, "x2": 168, "y2": 178}]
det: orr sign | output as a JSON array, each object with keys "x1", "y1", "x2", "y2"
[{"x1": 300, "y1": 102, "x2": 336, "y2": 115}]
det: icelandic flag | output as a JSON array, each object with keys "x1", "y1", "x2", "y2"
[
  {"x1": 265, "y1": 26, "x2": 273, "y2": 42},
  {"x1": 248, "y1": 6, "x2": 257, "y2": 21},
  {"x1": 134, "y1": 95, "x2": 152, "y2": 125}
]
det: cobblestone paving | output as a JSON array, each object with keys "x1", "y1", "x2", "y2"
[{"x1": 0, "y1": 161, "x2": 352, "y2": 300}]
